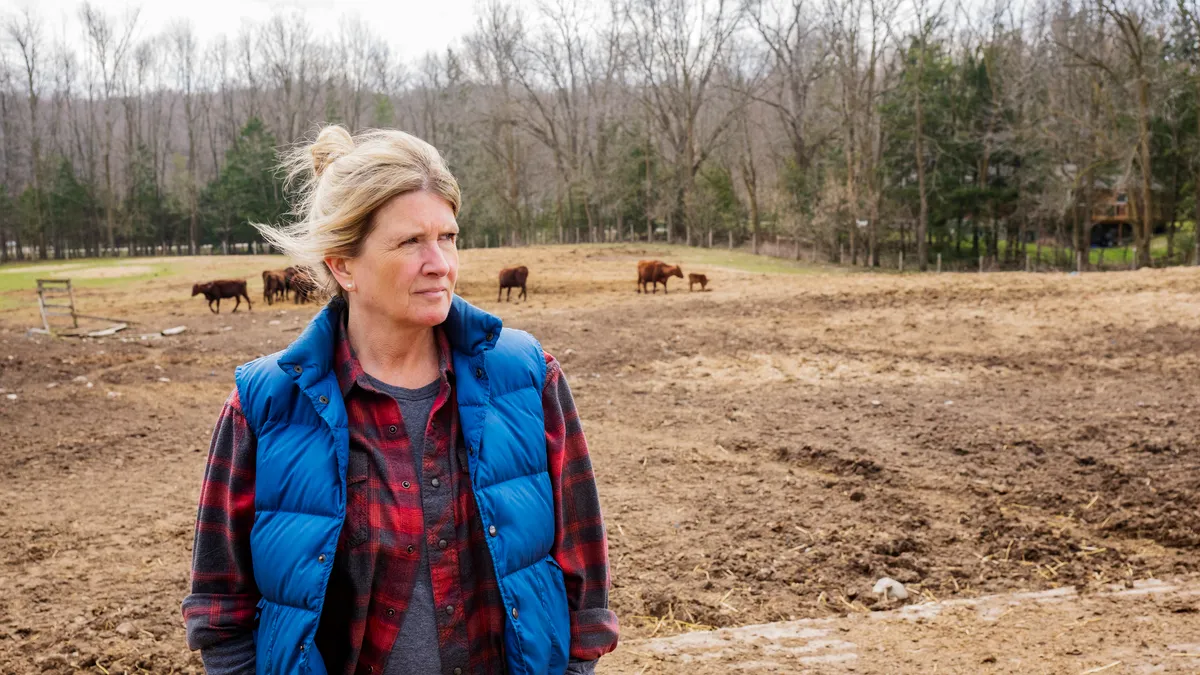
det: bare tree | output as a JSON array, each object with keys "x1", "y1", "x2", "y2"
[
  {"x1": 79, "y1": 2, "x2": 139, "y2": 254},
  {"x1": 236, "y1": 25, "x2": 260, "y2": 122},
  {"x1": 6, "y1": 7, "x2": 45, "y2": 258},
  {"x1": 627, "y1": 0, "x2": 744, "y2": 244},
  {"x1": 260, "y1": 12, "x2": 319, "y2": 142},
  {"x1": 908, "y1": 0, "x2": 947, "y2": 271},
  {"x1": 0, "y1": 48, "x2": 16, "y2": 261},
  {"x1": 1061, "y1": 0, "x2": 1161, "y2": 267},
  {"x1": 467, "y1": 1, "x2": 528, "y2": 244},
  {"x1": 828, "y1": 0, "x2": 897, "y2": 265},
  {"x1": 168, "y1": 20, "x2": 201, "y2": 254}
]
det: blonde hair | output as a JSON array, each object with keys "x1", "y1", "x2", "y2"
[{"x1": 255, "y1": 125, "x2": 462, "y2": 299}]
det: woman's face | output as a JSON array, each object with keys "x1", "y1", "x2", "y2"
[{"x1": 332, "y1": 190, "x2": 460, "y2": 329}]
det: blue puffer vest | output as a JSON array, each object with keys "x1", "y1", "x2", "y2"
[{"x1": 234, "y1": 295, "x2": 571, "y2": 675}]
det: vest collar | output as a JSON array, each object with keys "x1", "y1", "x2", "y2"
[
  {"x1": 278, "y1": 294, "x2": 502, "y2": 382},
  {"x1": 442, "y1": 294, "x2": 503, "y2": 356}
]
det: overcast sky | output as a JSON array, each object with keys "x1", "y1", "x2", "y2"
[{"x1": 6, "y1": 0, "x2": 479, "y2": 60}]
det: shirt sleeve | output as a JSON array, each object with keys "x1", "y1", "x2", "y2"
[
  {"x1": 182, "y1": 388, "x2": 261, "y2": 669},
  {"x1": 543, "y1": 353, "x2": 620, "y2": 662}
]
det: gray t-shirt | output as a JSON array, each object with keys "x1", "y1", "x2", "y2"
[{"x1": 360, "y1": 373, "x2": 445, "y2": 675}]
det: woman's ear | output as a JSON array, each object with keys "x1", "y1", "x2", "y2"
[{"x1": 325, "y1": 256, "x2": 356, "y2": 292}]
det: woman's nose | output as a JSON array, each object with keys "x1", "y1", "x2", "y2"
[{"x1": 423, "y1": 241, "x2": 451, "y2": 276}]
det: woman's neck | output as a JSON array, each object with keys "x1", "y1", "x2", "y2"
[{"x1": 344, "y1": 302, "x2": 440, "y2": 388}]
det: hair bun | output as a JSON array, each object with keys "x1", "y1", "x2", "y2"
[{"x1": 310, "y1": 125, "x2": 355, "y2": 177}]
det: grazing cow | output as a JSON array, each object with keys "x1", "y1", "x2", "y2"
[
  {"x1": 636, "y1": 260, "x2": 683, "y2": 294},
  {"x1": 688, "y1": 273, "x2": 709, "y2": 292},
  {"x1": 498, "y1": 265, "x2": 529, "y2": 302},
  {"x1": 262, "y1": 269, "x2": 288, "y2": 305},
  {"x1": 192, "y1": 280, "x2": 252, "y2": 314},
  {"x1": 290, "y1": 267, "x2": 316, "y2": 304},
  {"x1": 283, "y1": 266, "x2": 301, "y2": 299}
]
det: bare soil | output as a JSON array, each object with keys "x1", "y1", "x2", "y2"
[{"x1": 1, "y1": 245, "x2": 1198, "y2": 673}]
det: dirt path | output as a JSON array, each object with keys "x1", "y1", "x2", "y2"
[{"x1": 1, "y1": 246, "x2": 1198, "y2": 673}]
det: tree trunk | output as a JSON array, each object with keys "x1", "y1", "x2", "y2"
[
  {"x1": 914, "y1": 58, "x2": 929, "y2": 272},
  {"x1": 1136, "y1": 76, "x2": 1153, "y2": 267}
]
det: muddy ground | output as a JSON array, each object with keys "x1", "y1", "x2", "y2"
[{"x1": 0, "y1": 245, "x2": 1198, "y2": 673}]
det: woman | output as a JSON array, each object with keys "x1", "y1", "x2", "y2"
[{"x1": 182, "y1": 126, "x2": 618, "y2": 675}]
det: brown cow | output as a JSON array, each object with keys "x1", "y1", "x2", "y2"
[
  {"x1": 498, "y1": 266, "x2": 529, "y2": 302},
  {"x1": 636, "y1": 260, "x2": 683, "y2": 294},
  {"x1": 283, "y1": 266, "x2": 302, "y2": 299},
  {"x1": 688, "y1": 273, "x2": 709, "y2": 292},
  {"x1": 192, "y1": 280, "x2": 252, "y2": 314},
  {"x1": 290, "y1": 267, "x2": 317, "y2": 304},
  {"x1": 262, "y1": 269, "x2": 288, "y2": 305}
]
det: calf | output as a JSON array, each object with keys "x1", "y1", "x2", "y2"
[
  {"x1": 688, "y1": 273, "x2": 709, "y2": 292},
  {"x1": 636, "y1": 260, "x2": 683, "y2": 294},
  {"x1": 498, "y1": 265, "x2": 529, "y2": 302},
  {"x1": 192, "y1": 279, "x2": 252, "y2": 314}
]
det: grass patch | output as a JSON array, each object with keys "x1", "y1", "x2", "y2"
[
  {"x1": 571, "y1": 243, "x2": 831, "y2": 275},
  {"x1": 0, "y1": 255, "x2": 288, "y2": 312},
  {"x1": 674, "y1": 246, "x2": 833, "y2": 275}
]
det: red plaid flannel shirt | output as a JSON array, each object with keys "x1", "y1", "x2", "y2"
[{"x1": 183, "y1": 313, "x2": 618, "y2": 674}]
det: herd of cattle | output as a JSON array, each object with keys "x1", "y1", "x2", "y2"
[
  {"x1": 192, "y1": 259, "x2": 709, "y2": 314},
  {"x1": 261, "y1": 266, "x2": 317, "y2": 305}
]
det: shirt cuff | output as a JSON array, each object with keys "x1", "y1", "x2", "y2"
[
  {"x1": 566, "y1": 658, "x2": 597, "y2": 675},
  {"x1": 199, "y1": 632, "x2": 256, "y2": 675}
]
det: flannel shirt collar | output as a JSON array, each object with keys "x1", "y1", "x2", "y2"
[
  {"x1": 280, "y1": 294, "x2": 502, "y2": 394},
  {"x1": 331, "y1": 298, "x2": 455, "y2": 398}
]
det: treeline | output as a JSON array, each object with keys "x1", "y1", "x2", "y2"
[{"x1": 3, "y1": 0, "x2": 1200, "y2": 270}]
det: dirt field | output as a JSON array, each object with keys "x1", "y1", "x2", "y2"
[{"x1": 1, "y1": 245, "x2": 1198, "y2": 674}]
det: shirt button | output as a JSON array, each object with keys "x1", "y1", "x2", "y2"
[
  {"x1": 486, "y1": 332, "x2": 494, "y2": 341},
  {"x1": 388, "y1": 425, "x2": 398, "y2": 435},
  {"x1": 488, "y1": 525, "x2": 497, "y2": 537},
  {"x1": 318, "y1": 395, "x2": 329, "y2": 404},
  {"x1": 293, "y1": 365, "x2": 302, "y2": 374},
  {"x1": 475, "y1": 367, "x2": 484, "y2": 378},
  {"x1": 407, "y1": 544, "x2": 415, "y2": 554},
  {"x1": 402, "y1": 481, "x2": 410, "y2": 489},
  {"x1": 454, "y1": 669, "x2": 462, "y2": 675},
  {"x1": 386, "y1": 608, "x2": 396, "y2": 617},
  {"x1": 444, "y1": 605, "x2": 454, "y2": 615},
  {"x1": 318, "y1": 554, "x2": 326, "y2": 563},
  {"x1": 299, "y1": 644, "x2": 306, "y2": 652},
  {"x1": 430, "y1": 477, "x2": 440, "y2": 488},
  {"x1": 438, "y1": 539, "x2": 448, "y2": 550},
  {"x1": 511, "y1": 607, "x2": 519, "y2": 619},
  {"x1": 367, "y1": 668, "x2": 374, "y2": 675}
]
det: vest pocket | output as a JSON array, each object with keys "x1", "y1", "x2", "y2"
[
  {"x1": 345, "y1": 449, "x2": 369, "y2": 548},
  {"x1": 256, "y1": 601, "x2": 283, "y2": 675},
  {"x1": 536, "y1": 555, "x2": 572, "y2": 670}
]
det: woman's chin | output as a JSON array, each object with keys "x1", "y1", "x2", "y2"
[{"x1": 402, "y1": 303, "x2": 451, "y2": 327}]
